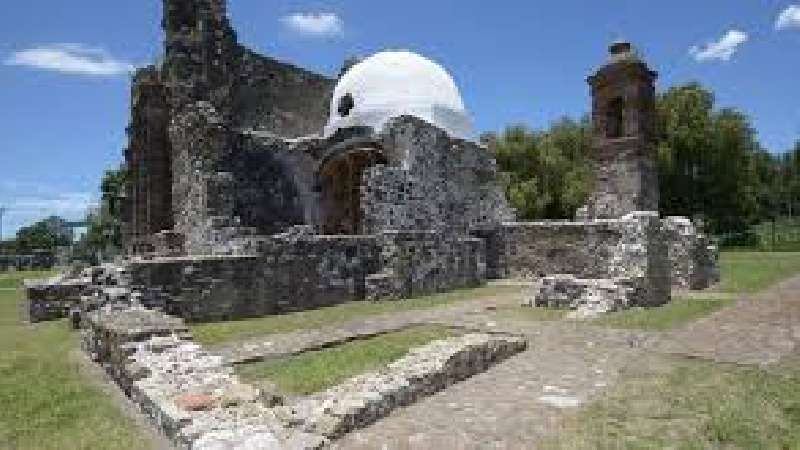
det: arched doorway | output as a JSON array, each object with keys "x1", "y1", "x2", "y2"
[{"x1": 318, "y1": 146, "x2": 387, "y2": 234}]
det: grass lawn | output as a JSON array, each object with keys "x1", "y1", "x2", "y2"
[
  {"x1": 547, "y1": 356, "x2": 800, "y2": 449},
  {"x1": 0, "y1": 269, "x2": 60, "y2": 289},
  {"x1": 235, "y1": 326, "x2": 458, "y2": 395},
  {"x1": 0, "y1": 281, "x2": 150, "y2": 449},
  {"x1": 717, "y1": 251, "x2": 800, "y2": 293},
  {"x1": 591, "y1": 298, "x2": 732, "y2": 331},
  {"x1": 591, "y1": 251, "x2": 800, "y2": 331},
  {"x1": 192, "y1": 285, "x2": 521, "y2": 346},
  {"x1": 496, "y1": 305, "x2": 568, "y2": 322}
]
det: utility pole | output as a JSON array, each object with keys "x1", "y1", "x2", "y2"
[
  {"x1": 0, "y1": 206, "x2": 7, "y2": 243},
  {"x1": 0, "y1": 206, "x2": 7, "y2": 259}
]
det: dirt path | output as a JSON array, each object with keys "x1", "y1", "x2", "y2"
[
  {"x1": 657, "y1": 275, "x2": 800, "y2": 365},
  {"x1": 331, "y1": 275, "x2": 800, "y2": 449}
]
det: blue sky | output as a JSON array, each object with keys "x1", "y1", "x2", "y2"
[{"x1": 1, "y1": 1, "x2": 799, "y2": 238}]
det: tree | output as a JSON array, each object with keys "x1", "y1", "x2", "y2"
[
  {"x1": 15, "y1": 216, "x2": 72, "y2": 254},
  {"x1": 80, "y1": 168, "x2": 128, "y2": 260},
  {"x1": 489, "y1": 117, "x2": 592, "y2": 220},
  {"x1": 490, "y1": 82, "x2": 796, "y2": 236}
]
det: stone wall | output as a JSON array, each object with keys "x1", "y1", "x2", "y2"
[
  {"x1": 366, "y1": 231, "x2": 487, "y2": 301},
  {"x1": 493, "y1": 220, "x2": 623, "y2": 279},
  {"x1": 128, "y1": 234, "x2": 380, "y2": 322},
  {"x1": 124, "y1": 0, "x2": 335, "y2": 253},
  {"x1": 502, "y1": 212, "x2": 670, "y2": 308},
  {"x1": 362, "y1": 116, "x2": 513, "y2": 236},
  {"x1": 82, "y1": 303, "x2": 526, "y2": 448},
  {"x1": 231, "y1": 49, "x2": 333, "y2": 137},
  {"x1": 662, "y1": 216, "x2": 720, "y2": 290},
  {"x1": 123, "y1": 66, "x2": 173, "y2": 254}
]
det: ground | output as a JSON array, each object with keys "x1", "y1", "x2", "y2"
[{"x1": 2, "y1": 252, "x2": 800, "y2": 449}]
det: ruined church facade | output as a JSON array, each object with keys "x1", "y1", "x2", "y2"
[{"x1": 106, "y1": 0, "x2": 718, "y2": 322}]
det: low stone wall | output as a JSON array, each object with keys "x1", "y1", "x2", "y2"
[
  {"x1": 23, "y1": 264, "x2": 132, "y2": 323},
  {"x1": 507, "y1": 212, "x2": 670, "y2": 312},
  {"x1": 24, "y1": 276, "x2": 90, "y2": 322},
  {"x1": 274, "y1": 333, "x2": 527, "y2": 439},
  {"x1": 82, "y1": 305, "x2": 324, "y2": 449},
  {"x1": 491, "y1": 220, "x2": 623, "y2": 279},
  {"x1": 129, "y1": 234, "x2": 381, "y2": 322},
  {"x1": 366, "y1": 231, "x2": 487, "y2": 300},
  {"x1": 83, "y1": 304, "x2": 527, "y2": 449}
]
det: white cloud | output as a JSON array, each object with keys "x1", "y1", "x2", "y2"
[
  {"x1": 689, "y1": 30, "x2": 749, "y2": 62},
  {"x1": 280, "y1": 13, "x2": 344, "y2": 38},
  {"x1": 776, "y1": 5, "x2": 800, "y2": 30},
  {"x1": 4, "y1": 43, "x2": 134, "y2": 76}
]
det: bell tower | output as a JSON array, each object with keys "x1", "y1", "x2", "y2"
[{"x1": 581, "y1": 41, "x2": 659, "y2": 219}]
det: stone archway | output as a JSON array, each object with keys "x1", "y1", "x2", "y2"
[{"x1": 318, "y1": 146, "x2": 387, "y2": 235}]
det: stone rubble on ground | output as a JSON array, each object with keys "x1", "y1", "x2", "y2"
[{"x1": 81, "y1": 302, "x2": 527, "y2": 449}]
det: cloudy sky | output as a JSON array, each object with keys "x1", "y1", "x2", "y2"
[{"x1": 1, "y1": 0, "x2": 799, "y2": 238}]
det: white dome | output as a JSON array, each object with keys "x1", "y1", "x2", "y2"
[{"x1": 324, "y1": 50, "x2": 474, "y2": 140}]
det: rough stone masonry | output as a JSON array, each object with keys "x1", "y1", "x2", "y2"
[{"x1": 26, "y1": 1, "x2": 717, "y2": 325}]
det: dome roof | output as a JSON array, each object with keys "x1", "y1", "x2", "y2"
[{"x1": 324, "y1": 50, "x2": 474, "y2": 140}]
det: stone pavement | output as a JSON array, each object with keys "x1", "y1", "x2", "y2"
[
  {"x1": 332, "y1": 322, "x2": 655, "y2": 450},
  {"x1": 126, "y1": 274, "x2": 800, "y2": 449},
  {"x1": 327, "y1": 276, "x2": 800, "y2": 449},
  {"x1": 657, "y1": 275, "x2": 800, "y2": 365}
]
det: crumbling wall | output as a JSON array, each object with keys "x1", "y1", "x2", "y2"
[
  {"x1": 128, "y1": 234, "x2": 380, "y2": 322},
  {"x1": 361, "y1": 116, "x2": 513, "y2": 235},
  {"x1": 366, "y1": 231, "x2": 486, "y2": 300},
  {"x1": 662, "y1": 216, "x2": 720, "y2": 290},
  {"x1": 504, "y1": 212, "x2": 670, "y2": 308},
  {"x1": 123, "y1": 67, "x2": 173, "y2": 254},
  {"x1": 231, "y1": 49, "x2": 334, "y2": 137},
  {"x1": 494, "y1": 221, "x2": 623, "y2": 279}
]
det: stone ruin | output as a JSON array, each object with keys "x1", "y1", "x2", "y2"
[
  {"x1": 24, "y1": 2, "x2": 719, "y2": 324},
  {"x1": 20, "y1": 2, "x2": 721, "y2": 447}
]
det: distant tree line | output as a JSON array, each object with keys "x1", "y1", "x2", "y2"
[
  {"x1": 485, "y1": 82, "x2": 800, "y2": 238},
  {"x1": 0, "y1": 169, "x2": 127, "y2": 263}
]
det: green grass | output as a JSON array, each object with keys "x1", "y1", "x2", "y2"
[
  {"x1": 236, "y1": 326, "x2": 458, "y2": 395},
  {"x1": 717, "y1": 251, "x2": 800, "y2": 293},
  {"x1": 591, "y1": 251, "x2": 800, "y2": 331},
  {"x1": 0, "y1": 269, "x2": 60, "y2": 289},
  {"x1": 547, "y1": 356, "x2": 800, "y2": 450},
  {"x1": 592, "y1": 297, "x2": 732, "y2": 331},
  {"x1": 0, "y1": 287, "x2": 150, "y2": 450},
  {"x1": 496, "y1": 305, "x2": 568, "y2": 322},
  {"x1": 192, "y1": 285, "x2": 521, "y2": 346}
]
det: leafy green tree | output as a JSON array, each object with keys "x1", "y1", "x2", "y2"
[
  {"x1": 491, "y1": 82, "x2": 798, "y2": 236},
  {"x1": 490, "y1": 117, "x2": 591, "y2": 220},
  {"x1": 15, "y1": 216, "x2": 72, "y2": 253},
  {"x1": 84, "y1": 168, "x2": 128, "y2": 258}
]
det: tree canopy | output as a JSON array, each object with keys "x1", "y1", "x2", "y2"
[{"x1": 489, "y1": 82, "x2": 799, "y2": 236}]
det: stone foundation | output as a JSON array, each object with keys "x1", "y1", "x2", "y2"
[
  {"x1": 82, "y1": 302, "x2": 526, "y2": 449},
  {"x1": 273, "y1": 333, "x2": 527, "y2": 439}
]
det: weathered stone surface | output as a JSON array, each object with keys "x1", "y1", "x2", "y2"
[
  {"x1": 580, "y1": 41, "x2": 659, "y2": 220},
  {"x1": 662, "y1": 216, "x2": 720, "y2": 290},
  {"x1": 526, "y1": 275, "x2": 634, "y2": 317},
  {"x1": 275, "y1": 333, "x2": 527, "y2": 439}
]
